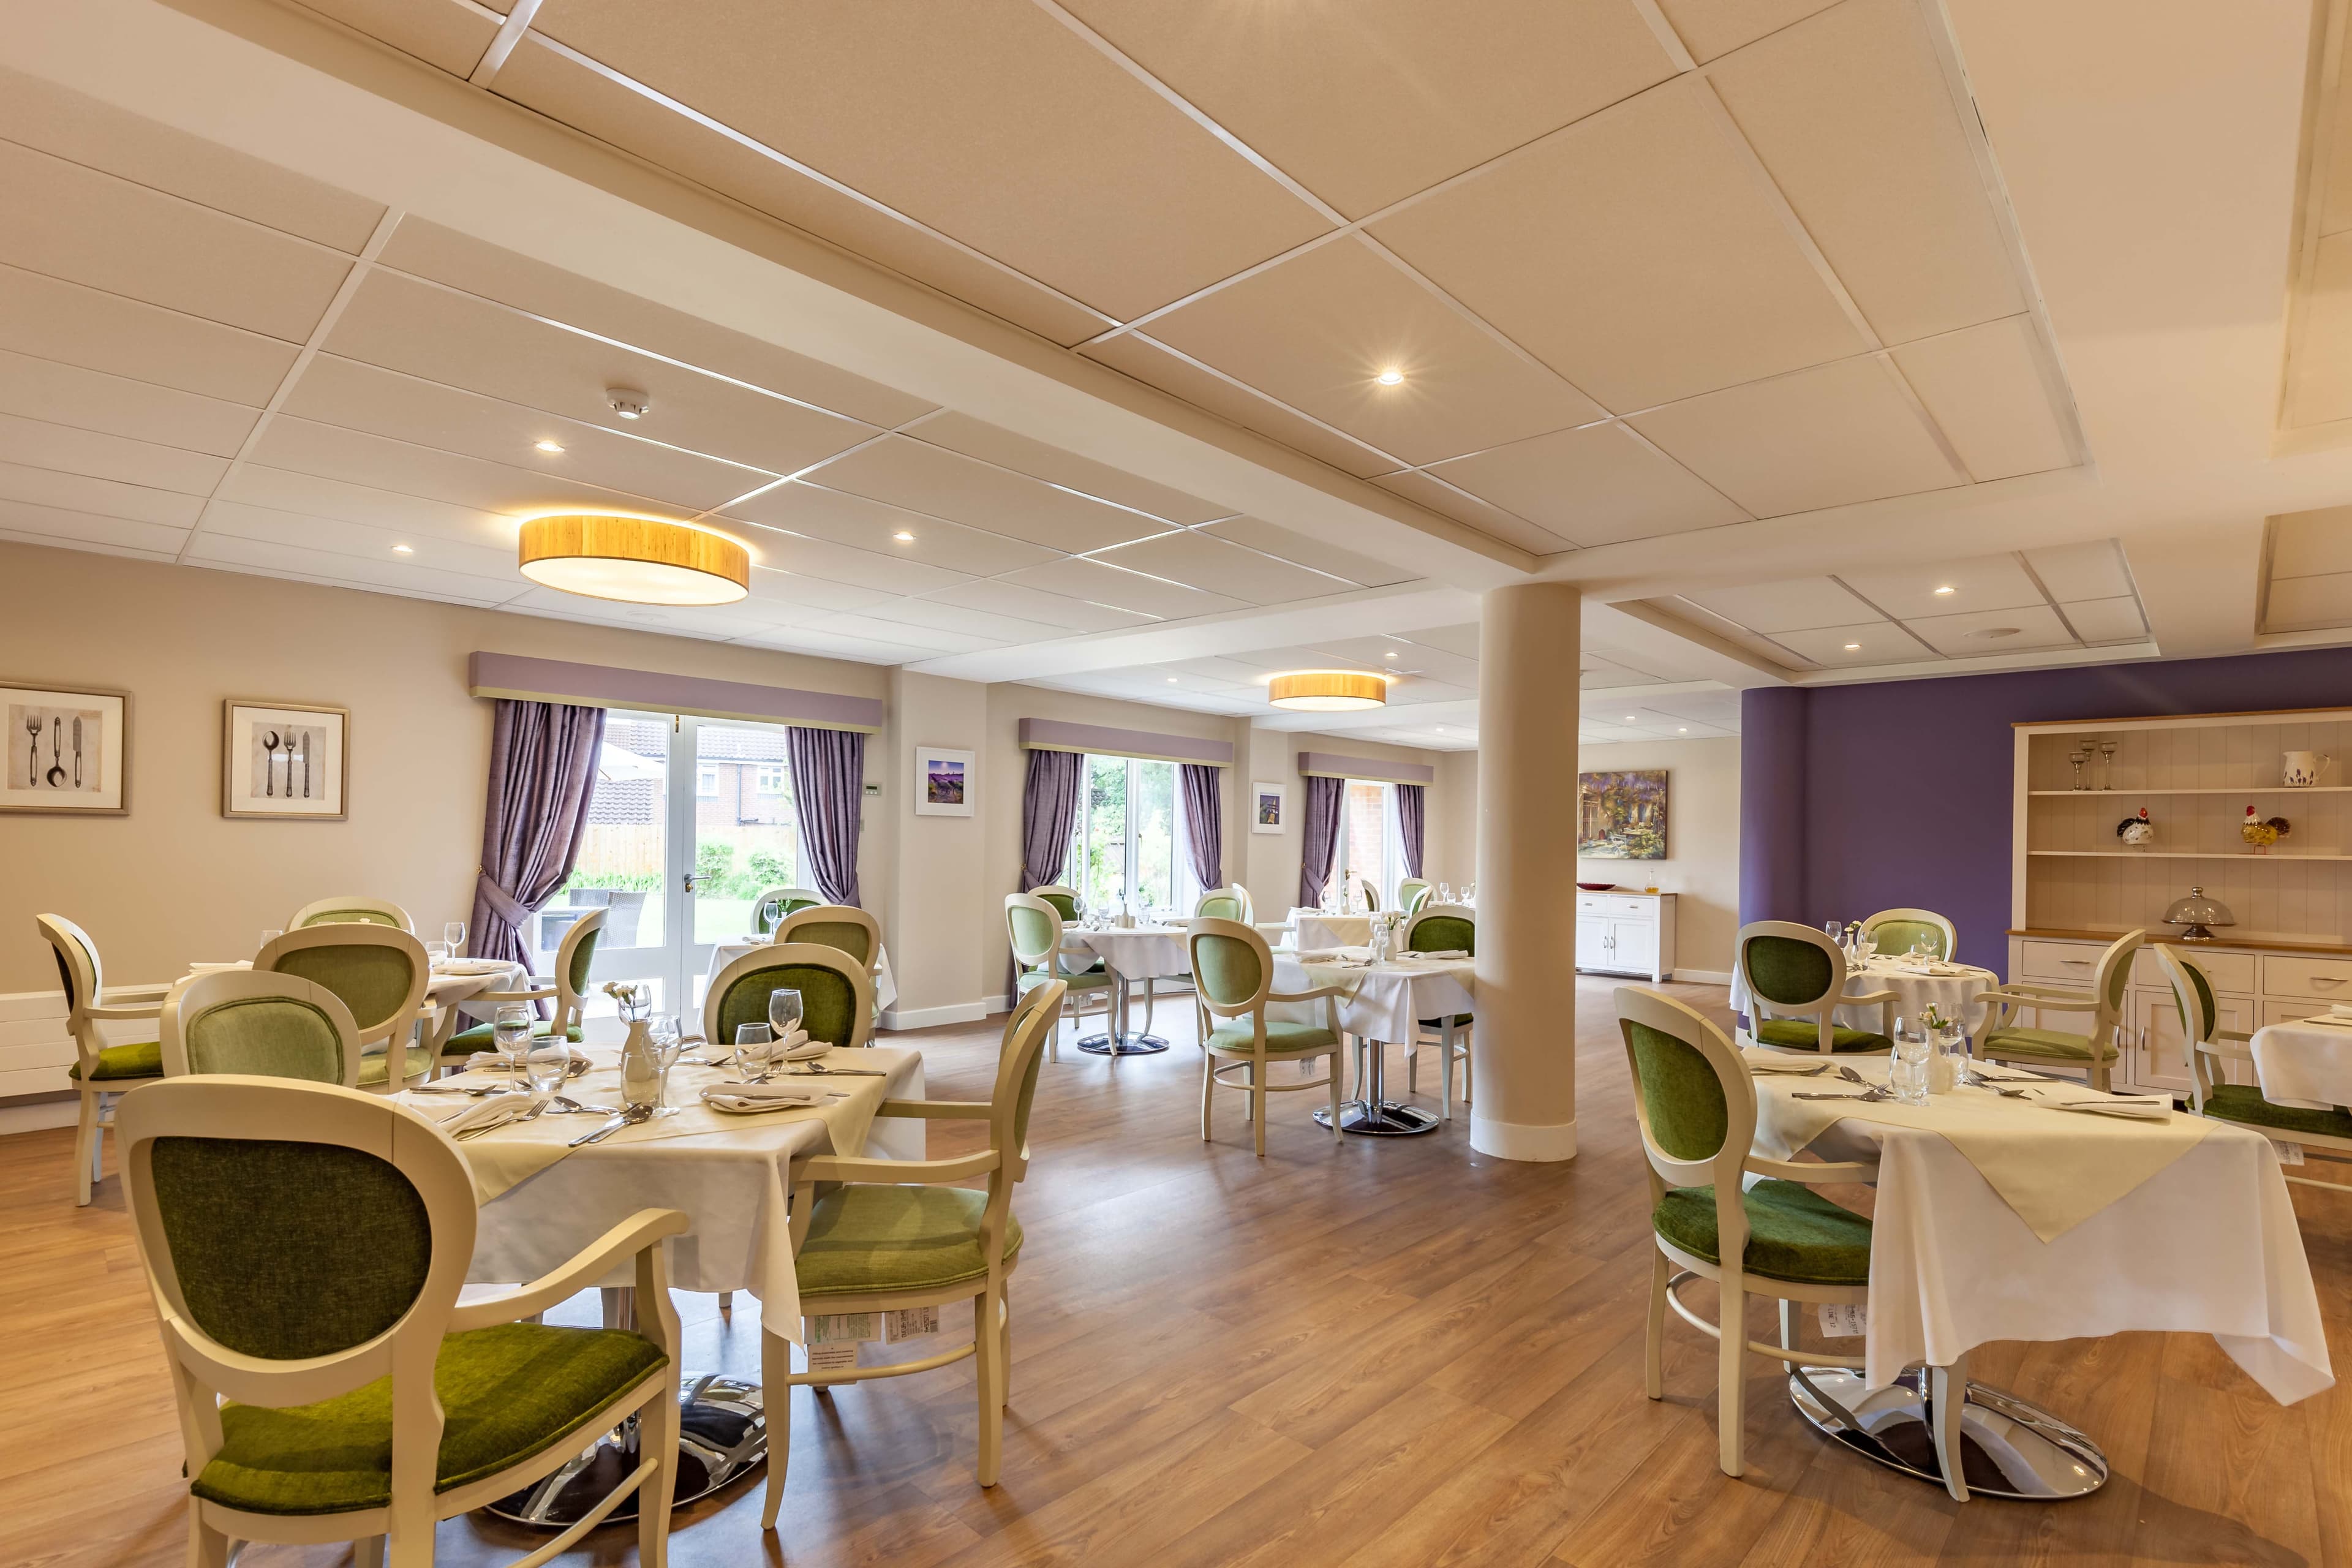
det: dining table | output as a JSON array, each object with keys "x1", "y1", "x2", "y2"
[
  {"x1": 1742, "y1": 1049, "x2": 2331, "y2": 1501},
  {"x1": 1732, "y1": 951, "x2": 2001, "y2": 1033},
  {"x1": 701, "y1": 937, "x2": 899, "y2": 1015},
  {"x1": 1058, "y1": 922, "x2": 1191, "y2": 1054},
  {"x1": 1272, "y1": 946, "x2": 1476, "y2": 1135},
  {"x1": 2247, "y1": 1012, "x2": 2352, "y2": 1109},
  {"x1": 1290, "y1": 909, "x2": 1374, "y2": 951}
]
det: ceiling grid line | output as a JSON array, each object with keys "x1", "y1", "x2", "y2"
[{"x1": 469, "y1": 0, "x2": 541, "y2": 87}]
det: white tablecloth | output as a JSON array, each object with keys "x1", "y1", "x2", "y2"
[
  {"x1": 1291, "y1": 910, "x2": 1373, "y2": 951},
  {"x1": 2248, "y1": 1016, "x2": 2352, "y2": 1110},
  {"x1": 1065, "y1": 924, "x2": 1193, "y2": 981},
  {"x1": 1732, "y1": 957, "x2": 1999, "y2": 1032},
  {"x1": 455, "y1": 1046, "x2": 925, "y2": 1340},
  {"x1": 1749, "y1": 1054, "x2": 2331, "y2": 1403},
  {"x1": 1270, "y1": 949, "x2": 1476, "y2": 1043},
  {"x1": 703, "y1": 940, "x2": 897, "y2": 1014}
]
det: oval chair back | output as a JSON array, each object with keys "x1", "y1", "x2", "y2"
[
  {"x1": 1403, "y1": 903, "x2": 1476, "y2": 954},
  {"x1": 1008, "y1": 892, "x2": 1098, "y2": 979},
  {"x1": 40, "y1": 912, "x2": 168, "y2": 1205},
  {"x1": 704, "y1": 941, "x2": 874, "y2": 1052},
  {"x1": 1194, "y1": 885, "x2": 1253, "y2": 923},
  {"x1": 2156, "y1": 944, "x2": 2230, "y2": 1113},
  {"x1": 1397, "y1": 879, "x2": 1433, "y2": 916},
  {"x1": 288, "y1": 896, "x2": 414, "y2": 933},
  {"x1": 1358, "y1": 877, "x2": 1382, "y2": 913},
  {"x1": 1859, "y1": 908, "x2": 1958, "y2": 961},
  {"x1": 162, "y1": 970, "x2": 361, "y2": 1086},
  {"x1": 1188, "y1": 918, "x2": 1274, "y2": 1021},
  {"x1": 1030, "y1": 884, "x2": 1081, "y2": 922},
  {"x1": 37, "y1": 913, "x2": 123, "y2": 1073},
  {"x1": 992, "y1": 980, "x2": 1066, "y2": 1188},
  {"x1": 1733, "y1": 921, "x2": 1891, "y2": 1055},
  {"x1": 256, "y1": 924, "x2": 432, "y2": 1093},
  {"x1": 750, "y1": 886, "x2": 824, "y2": 935},
  {"x1": 549, "y1": 906, "x2": 606, "y2": 1033},
  {"x1": 775, "y1": 903, "x2": 881, "y2": 970}
]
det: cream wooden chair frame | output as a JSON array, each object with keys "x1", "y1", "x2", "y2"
[
  {"x1": 161, "y1": 970, "x2": 363, "y2": 1087},
  {"x1": 1734, "y1": 921, "x2": 1899, "y2": 1054},
  {"x1": 119, "y1": 1076, "x2": 685, "y2": 1568},
  {"x1": 702, "y1": 941, "x2": 876, "y2": 1051},
  {"x1": 1193, "y1": 884, "x2": 1254, "y2": 923},
  {"x1": 1401, "y1": 903, "x2": 1476, "y2": 1116},
  {"x1": 431, "y1": 908, "x2": 605, "y2": 1068},
  {"x1": 2160, "y1": 945, "x2": 2352, "y2": 1189},
  {"x1": 1969, "y1": 928, "x2": 2141, "y2": 1093},
  {"x1": 1188, "y1": 917, "x2": 1346, "y2": 1157},
  {"x1": 289, "y1": 896, "x2": 415, "y2": 932},
  {"x1": 38, "y1": 913, "x2": 171, "y2": 1205},
  {"x1": 1005, "y1": 892, "x2": 1115, "y2": 1063},
  {"x1": 749, "y1": 885, "x2": 824, "y2": 934},
  {"x1": 764, "y1": 981, "x2": 1065, "y2": 1526},
  {"x1": 257, "y1": 924, "x2": 435, "y2": 1095},
  {"x1": 1615, "y1": 987, "x2": 1896, "y2": 1482},
  {"x1": 1396, "y1": 878, "x2": 1433, "y2": 916},
  {"x1": 1858, "y1": 907, "x2": 1959, "y2": 960}
]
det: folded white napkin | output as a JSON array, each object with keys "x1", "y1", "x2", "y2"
[
  {"x1": 2043, "y1": 1094, "x2": 2172, "y2": 1121},
  {"x1": 431, "y1": 1095, "x2": 530, "y2": 1139},
  {"x1": 1293, "y1": 948, "x2": 1346, "y2": 962},
  {"x1": 1408, "y1": 949, "x2": 1471, "y2": 960},
  {"x1": 1747, "y1": 1058, "x2": 1833, "y2": 1075},
  {"x1": 772, "y1": 1027, "x2": 813, "y2": 1055},
  {"x1": 701, "y1": 1080, "x2": 840, "y2": 1114},
  {"x1": 464, "y1": 1047, "x2": 586, "y2": 1074}
]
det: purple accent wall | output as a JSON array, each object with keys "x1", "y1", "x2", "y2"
[{"x1": 1740, "y1": 647, "x2": 2352, "y2": 973}]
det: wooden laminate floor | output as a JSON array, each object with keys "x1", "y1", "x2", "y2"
[{"x1": 6, "y1": 976, "x2": 2348, "y2": 1567}]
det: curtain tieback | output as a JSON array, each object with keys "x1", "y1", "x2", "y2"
[{"x1": 475, "y1": 871, "x2": 532, "y2": 927}]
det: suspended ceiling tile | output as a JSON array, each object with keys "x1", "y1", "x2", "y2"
[
  {"x1": 1198, "y1": 516, "x2": 1417, "y2": 589},
  {"x1": 199, "y1": 499, "x2": 522, "y2": 582},
  {"x1": 1089, "y1": 529, "x2": 1354, "y2": 606},
  {"x1": 921, "y1": 577, "x2": 1156, "y2": 633},
  {"x1": 2062, "y1": 595, "x2": 2148, "y2": 644},
  {"x1": 2271, "y1": 504, "x2": 2352, "y2": 580},
  {"x1": 288, "y1": 0, "x2": 505, "y2": 78},
  {"x1": 1683, "y1": 576, "x2": 1879, "y2": 633},
  {"x1": 1706, "y1": 0, "x2": 2022, "y2": 346},
  {"x1": 2291, "y1": 232, "x2": 2352, "y2": 426},
  {"x1": 1144, "y1": 236, "x2": 1605, "y2": 467},
  {"x1": 731, "y1": 625, "x2": 934, "y2": 664},
  {"x1": 727, "y1": 481, "x2": 1057, "y2": 578},
  {"x1": 1370, "y1": 468, "x2": 1578, "y2": 556},
  {"x1": 1838, "y1": 553, "x2": 2044, "y2": 622},
  {"x1": 251, "y1": 414, "x2": 671, "y2": 518},
  {"x1": 1769, "y1": 621, "x2": 1923, "y2": 666},
  {"x1": 725, "y1": 525, "x2": 968, "y2": 598},
  {"x1": 1305, "y1": 634, "x2": 1480, "y2": 687},
  {"x1": 527, "y1": 0, "x2": 1333, "y2": 323},
  {"x1": 0, "y1": 459, "x2": 205, "y2": 527},
  {"x1": 221, "y1": 466, "x2": 520, "y2": 551},
  {"x1": 1080, "y1": 333, "x2": 1399, "y2": 478},
  {"x1": 1890, "y1": 318, "x2": 2073, "y2": 482},
  {"x1": 1651, "y1": 0, "x2": 1839, "y2": 62},
  {"x1": 905, "y1": 411, "x2": 1229, "y2": 524},
  {"x1": 852, "y1": 595, "x2": 1065, "y2": 645},
  {"x1": 1369, "y1": 78, "x2": 1868, "y2": 412},
  {"x1": 1905, "y1": 602, "x2": 2078, "y2": 656},
  {"x1": 1060, "y1": 0, "x2": 1675, "y2": 219},
  {"x1": 803, "y1": 610, "x2": 1001, "y2": 655},
  {"x1": 322, "y1": 271, "x2": 875, "y2": 477},
  {"x1": 1158, "y1": 655, "x2": 1283, "y2": 687},
  {"x1": 282, "y1": 355, "x2": 773, "y2": 512},
  {"x1": 997, "y1": 556, "x2": 1250, "y2": 620},
  {"x1": 186, "y1": 531, "x2": 522, "y2": 606},
  {"x1": 1581, "y1": 665, "x2": 1668, "y2": 688},
  {"x1": 0, "y1": 265, "x2": 295, "y2": 405},
  {"x1": 0, "y1": 66, "x2": 385, "y2": 251},
  {"x1": 737, "y1": 564, "x2": 891, "y2": 617},
  {"x1": 1398, "y1": 622, "x2": 1483, "y2": 659},
  {"x1": 0, "y1": 347, "x2": 259, "y2": 458},
  {"x1": 0, "y1": 497, "x2": 187, "y2": 557},
  {"x1": 1627, "y1": 356, "x2": 1962, "y2": 516},
  {"x1": 483, "y1": 40, "x2": 1111, "y2": 348},
  {"x1": 0, "y1": 141, "x2": 353, "y2": 343},
  {"x1": 2264, "y1": 571, "x2": 2352, "y2": 634},
  {"x1": 0, "y1": 412, "x2": 226, "y2": 496},
  {"x1": 814, "y1": 435, "x2": 1172, "y2": 554},
  {"x1": 1426, "y1": 421, "x2": 1745, "y2": 546},
  {"x1": 2025, "y1": 539, "x2": 2135, "y2": 602}
]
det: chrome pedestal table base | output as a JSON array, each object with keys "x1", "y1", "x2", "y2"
[
  {"x1": 1076, "y1": 1031, "x2": 1168, "y2": 1055},
  {"x1": 486, "y1": 1372, "x2": 766, "y2": 1526},
  {"x1": 1312, "y1": 1030, "x2": 1439, "y2": 1136},
  {"x1": 1789, "y1": 1365, "x2": 2109, "y2": 1500}
]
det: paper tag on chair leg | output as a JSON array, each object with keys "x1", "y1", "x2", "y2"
[
  {"x1": 2277, "y1": 1140, "x2": 2307, "y2": 1167},
  {"x1": 1817, "y1": 1303, "x2": 1868, "y2": 1338},
  {"x1": 806, "y1": 1313, "x2": 878, "y2": 1343},
  {"x1": 804, "y1": 1340, "x2": 861, "y2": 1377},
  {"x1": 884, "y1": 1306, "x2": 940, "y2": 1341}
]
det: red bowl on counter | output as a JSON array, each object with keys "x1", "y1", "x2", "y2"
[{"x1": 1575, "y1": 881, "x2": 1619, "y2": 892}]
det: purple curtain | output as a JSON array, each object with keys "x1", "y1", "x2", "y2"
[
  {"x1": 1021, "y1": 748, "x2": 1083, "y2": 891},
  {"x1": 1297, "y1": 774, "x2": 1344, "y2": 908},
  {"x1": 1396, "y1": 782, "x2": 1426, "y2": 878},
  {"x1": 788, "y1": 726, "x2": 865, "y2": 907},
  {"x1": 470, "y1": 699, "x2": 606, "y2": 976},
  {"x1": 1180, "y1": 764, "x2": 1223, "y2": 889}
]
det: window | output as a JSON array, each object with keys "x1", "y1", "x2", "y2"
[
  {"x1": 1339, "y1": 780, "x2": 1400, "y2": 907},
  {"x1": 1068, "y1": 754, "x2": 1180, "y2": 916},
  {"x1": 755, "y1": 763, "x2": 787, "y2": 795},
  {"x1": 697, "y1": 766, "x2": 719, "y2": 797}
]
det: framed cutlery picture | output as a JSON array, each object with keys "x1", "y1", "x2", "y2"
[
  {"x1": 222, "y1": 699, "x2": 347, "y2": 819},
  {"x1": 1, "y1": 680, "x2": 128, "y2": 814}
]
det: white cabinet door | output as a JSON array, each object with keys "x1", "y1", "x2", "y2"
[
  {"x1": 2134, "y1": 986, "x2": 2253, "y2": 1092},
  {"x1": 1611, "y1": 919, "x2": 1659, "y2": 976},
  {"x1": 1574, "y1": 918, "x2": 1612, "y2": 970}
]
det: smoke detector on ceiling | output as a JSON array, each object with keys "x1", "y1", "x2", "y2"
[
  {"x1": 606, "y1": 386, "x2": 650, "y2": 420},
  {"x1": 1969, "y1": 626, "x2": 2023, "y2": 640}
]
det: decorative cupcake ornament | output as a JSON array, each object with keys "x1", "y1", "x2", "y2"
[{"x1": 2116, "y1": 807, "x2": 2154, "y2": 848}]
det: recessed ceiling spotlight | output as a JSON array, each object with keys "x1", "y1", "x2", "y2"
[
  {"x1": 1934, "y1": 585, "x2": 1955, "y2": 595},
  {"x1": 1383, "y1": 651, "x2": 1398, "y2": 660},
  {"x1": 1435, "y1": 726, "x2": 1446, "y2": 733},
  {"x1": 391, "y1": 543, "x2": 413, "y2": 554},
  {"x1": 1375, "y1": 368, "x2": 1404, "y2": 386},
  {"x1": 892, "y1": 530, "x2": 915, "y2": 542},
  {"x1": 534, "y1": 440, "x2": 565, "y2": 454},
  {"x1": 1624, "y1": 715, "x2": 1636, "y2": 722},
  {"x1": 1678, "y1": 727, "x2": 1688, "y2": 733},
  {"x1": 1166, "y1": 677, "x2": 1178, "y2": 684},
  {"x1": 605, "y1": 386, "x2": 650, "y2": 420},
  {"x1": 1844, "y1": 642, "x2": 1861, "y2": 650}
]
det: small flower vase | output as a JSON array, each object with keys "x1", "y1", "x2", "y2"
[{"x1": 619, "y1": 1019, "x2": 662, "y2": 1109}]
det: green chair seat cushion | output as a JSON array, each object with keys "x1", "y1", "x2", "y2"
[
  {"x1": 190, "y1": 1322, "x2": 668, "y2": 1516},
  {"x1": 1204, "y1": 1020, "x2": 1338, "y2": 1055},
  {"x1": 1019, "y1": 968, "x2": 1112, "y2": 994},
  {"x1": 2203, "y1": 1084, "x2": 2352, "y2": 1139},
  {"x1": 356, "y1": 1044, "x2": 437, "y2": 1088},
  {"x1": 1652, "y1": 1179, "x2": 1873, "y2": 1287},
  {"x1": 69, "y1": 1039, "x2": 162, "y2": 1080},
  {"x1": 796, "y1": 1183, "x2": 1020, "y2": 1298},
  {"x1": 1982, "y1": 1024, "x2": 2118, "y2": 1063},
  {"x1": 442, "y1": 1021, "x2": 585, "y2": 1057},
  {"x1": 1752, "y1": 1019, "x2": 1893, "y2": 1054}
]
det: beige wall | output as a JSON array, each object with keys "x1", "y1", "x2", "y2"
[
  {"x1": 0, "y1": 541, "x2": 886, "y2": 994},
  {"x1": 878, "y1": 669, "x2": 990, "y2": 1021},
  {"x1": 1240, "y1": 729, "x2": 1449, "y2": 915}
]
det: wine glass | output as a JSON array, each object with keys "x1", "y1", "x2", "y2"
[
  {"x1": 492, "y1": 1003, "x2": 534, "y2": 1072},
  {"x1": 734, "y1": 1022, "x2": 774, "y2": 1080},
  {"x1": 444, "y1": 921, "x2": 466, "y2": 957},
  {"x1": 258, "y1": 929, "x2": 282, "y2": 954},
  {"x1": 767, "y1": 988, "x2": 805, "y2": 1049},
  {"x1": 524, "y1": 1035, "x2": 571, "y2": 1100},
  {"x1": 1823, "y1": 920, "x2": 1842, "y2": 942},
  {"x1": 1438, "y1": 883, "x2": 1453, "y2": 904}
]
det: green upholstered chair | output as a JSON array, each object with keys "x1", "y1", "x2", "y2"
[
  {"x1": 749, "y1": 885, "x2": 823, "y2": 935},
  {"x1": 1030, "y1": 884, "x2": 1081, "y2": 922},
  {"x1": 1735, "y1": 921, "x2": 1898, "y2": 1055},
  {"x1": 38, "y1": 913, "x2": 170, "y2": 1206},
  {"x1": 763, "y1": 981, "x2": 1065, "y2": 1525},
  {"x1": 1005, "y1": 892, "x2": 1115, "y2": 1062},
  {"x1": 1396, "y1": 879, "x2": 1433, "y2": 917},
  {"x1": 257, "y1": 924, "x2": 435, "y2": 1095},
  {"x1": 162, "y1": 970, "x2": 363, "y2": 1087},
  {"x1": 1357, "y1": 876, "x2": 1382, "y2": 913},
  {"x1": 1193, "y1": 884, "x2": 1254, "y2": 924},
  {"x1": 1188, "y1": 917, "x2": 1346, "y2": 1157},
  {"x1": 438, "y1": 908, "x2": 603, "y2": 1064},
  {"x1": 289, "y1": 896, "x2": 414, "y2": 933},
  {"x1": 1401, "y1": 903, "x2": 1477, "y2": 1118},
  {"x1": 2160, "y1": 945, "x2": 2352, "y2": 1186},
  {"x1": 1969, "y1": 929, "x2": 2141, "y2": 1093},
  {"x1": 1616, "y1": 986, "x2": 1888, "y2": 1482},
  {"x1": 774, "y1": 903, "x2": 881, "y2": 970},
  {"x1": 118, "y1": 1075, "x2": 687, "y2": 1568},
  {"x1": 1860, "y1": 908, "x2": 1958, "y2": 961},
  {"x1": 702, "y1": 941, "x2": 874, "y2": 1054}
]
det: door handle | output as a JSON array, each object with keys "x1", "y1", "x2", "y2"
[{"x1": 682, "y1": 872, "x2": 701, "y2": 894}]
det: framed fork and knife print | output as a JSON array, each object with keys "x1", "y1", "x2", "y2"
[
  {"x1": 1, "y1": 680, "x2": 128, "y2": 815},
  {"x1": 222, "y1": 699, "x2": 347, "y2": 820}
]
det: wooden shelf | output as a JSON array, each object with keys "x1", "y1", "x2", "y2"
[
  {"x1": 2026, "y1": 849, "x2": 2352, "y2": 861},
  {"x1": 2027, "y1": 786, "x2": 2352, "y2": 796},
  {"x1": 2010, "y1": 926, "x2": 2352, "y2": 957}
]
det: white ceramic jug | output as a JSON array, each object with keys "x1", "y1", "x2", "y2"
[{"x1": 2284, "y1": 750, "x2": 2333, "y2": 786}]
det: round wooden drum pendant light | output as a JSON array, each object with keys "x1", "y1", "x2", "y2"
[
  {"x1": 517, "y1": 513, "x2": 750, "y2": 606},
  {"x1": 1268, "y1": 669, "x2": 1389, "y2": 712}
]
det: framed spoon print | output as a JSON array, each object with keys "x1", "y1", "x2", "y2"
[
  {"x1": 223, "y1": 699, "x2": 347, "y2": 819},
  {"x1": 1, "y1": 680, "x2": 128, "y2": 814}
]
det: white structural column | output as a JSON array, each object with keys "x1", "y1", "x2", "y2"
[{"x1": 1471, "y1": 583, "x2": 1581, "y2": 1161}]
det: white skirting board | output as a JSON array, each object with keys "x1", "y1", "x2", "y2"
[
  {"x1": 877, "y1": 1000, "x2": 990, "y2": 1031},
  {"x1": 1676, "y1": 969, "x2": 1733, "y2": 986}
]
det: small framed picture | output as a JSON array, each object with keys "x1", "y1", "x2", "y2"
[
  {"x1": 224, "y1": 699, "x2": 348, "y2": 820},
  {"x1": 1251, "y1": 780, "x2": 1287, "y2": 834},
  {"x1": 914, "y1": 745, "x2": 974, "y2": 817},
  {"x1": 2, "y1": 681, "x2": 129, "y2": 814}
]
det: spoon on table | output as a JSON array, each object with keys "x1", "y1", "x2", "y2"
[{"x1": 570, "y1": 1102, "x2": 655, "y2": 1147}]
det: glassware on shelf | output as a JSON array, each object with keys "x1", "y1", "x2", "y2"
[
  {"x1": 2068, "y1": 746, "x2": 2089, "y2": 791},
  {"x1": 2097, "y1": 741, "x2": 2118, "y2": 792}
]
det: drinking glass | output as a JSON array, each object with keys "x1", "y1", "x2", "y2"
[
  {"x1": 1823, "y1": 920, "x2": 1842, "y2": 942},
  {"x1": 425, "y1": 940, "x2": 449, "y2": 962},
  {"x1": 1890, "y1": 1022, "x2": 1932, "y2": 1105},
  {"x1": 768, "y1": 987, "x2": 805, "y2": 1047},
  {"x1": 524, "y1": 1035, "x2": 570, "y2": 1099},
  {"x1": 258, "y1": 929, "x2": 282, "y2": 954},
  {"x1": 733, "y1": 1022, "x2": 774, "y2": 1079},
  {"x1": 492, "y1": 1003, "x2": 534, "y2": 1071},
  {"x1": 444, "y1": 922, "x2": 466, "y2": 956},
  {"x1": 1438, "y1": 883, "x2": 1453, "y2": 903},
  {"x1": 1463, "y1": 881, "x2": 1476, "y2": 905}
]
